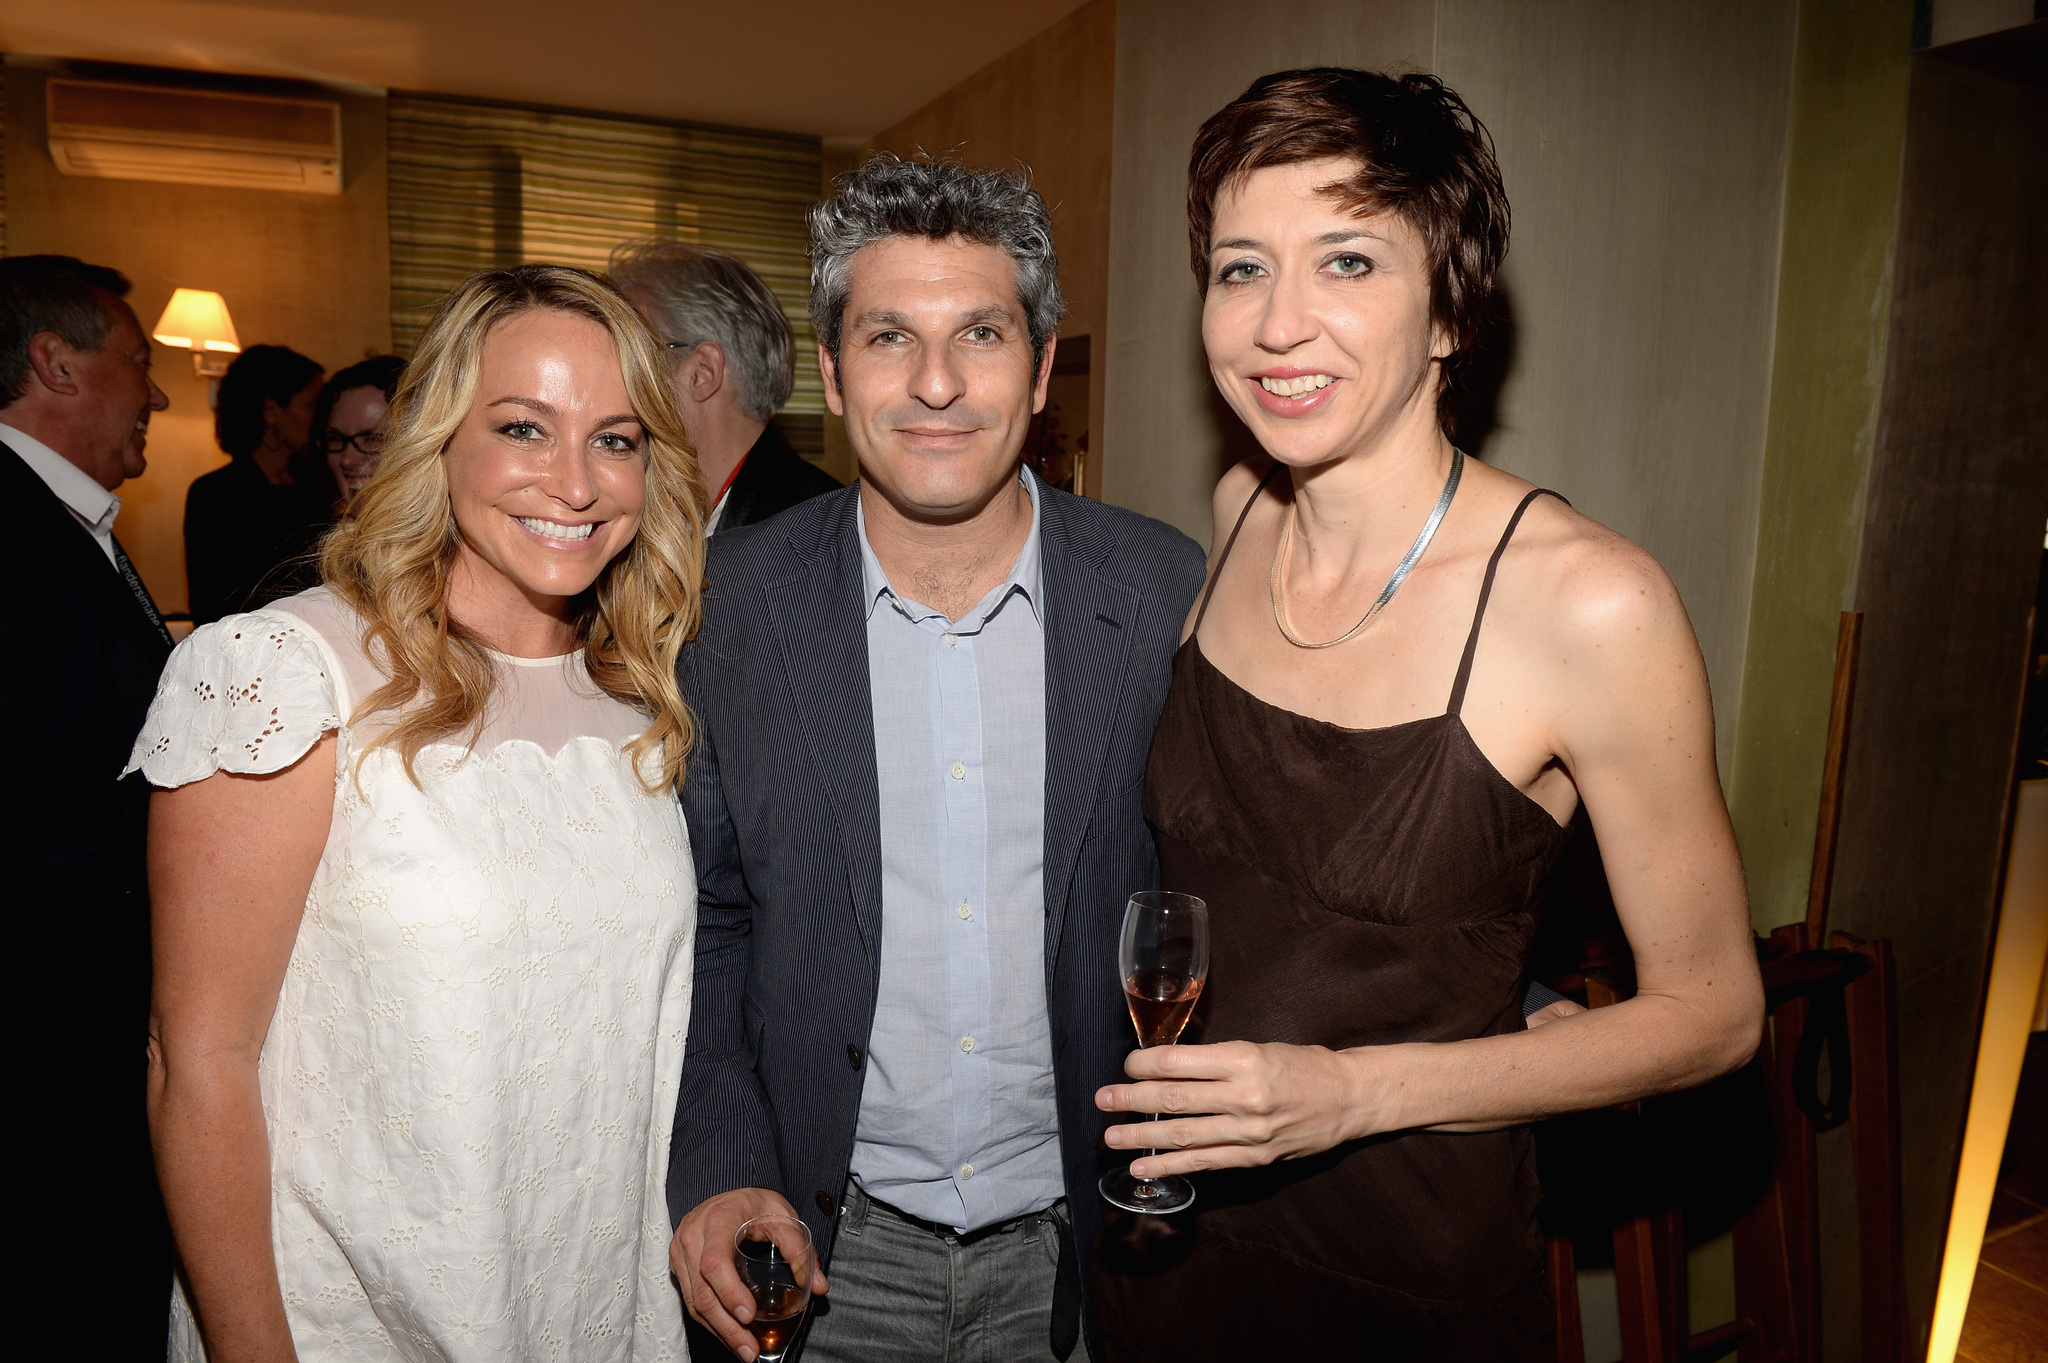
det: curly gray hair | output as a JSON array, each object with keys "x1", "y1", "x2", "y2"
[
  {"x1": 808, "y1": 153, "x2": 1065, "y2": 375},
  {"x1": 607, "y1": 239, "x2": 795, "y2": 422}
]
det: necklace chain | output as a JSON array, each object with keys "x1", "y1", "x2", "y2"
[{"x1": 1269, "y1": 448, "x2": 1465, "y2": 650}]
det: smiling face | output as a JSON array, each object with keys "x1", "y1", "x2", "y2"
[
  {"x1": 325, "y1": 384, "x2": 390, "y2": 501},
  {"x1": 442, "y1": 307, "x2": 647, "y2": 619},
  {"x1": 1202, "y1": 158, "x2": 1448, "y2": 469},
  {"x1": 79, "y1": 297, "x2": 170, "y2": 489},
  {"x1": 821, "y1": 234, "x2": 1051, "y2": 523}
]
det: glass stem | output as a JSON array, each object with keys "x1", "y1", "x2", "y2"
[{"x1": 1138, "y1": 1112, "x2": 1164, "y2": 1184}]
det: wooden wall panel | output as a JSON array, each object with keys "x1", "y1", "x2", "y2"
[
  {"x1": 865, "y1": 0, "x2": 1116, "y2": 496},
  {"x1": 1825, "y1": 39, "x2": 2048, "y2": 1360}
]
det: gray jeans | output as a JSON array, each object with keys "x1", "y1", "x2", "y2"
[{"x1": 798, "y1": 1180, "x2": 1090, "y2": 1363}]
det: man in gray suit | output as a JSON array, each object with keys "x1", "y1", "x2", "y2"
[{"x1": 667, "y1": 155, "x2": 1205, "y2": 1362}]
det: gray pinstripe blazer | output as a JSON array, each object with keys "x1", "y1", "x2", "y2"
[{"x1": 669, "y1": 474, "x2": 1206, "y2": 1321}]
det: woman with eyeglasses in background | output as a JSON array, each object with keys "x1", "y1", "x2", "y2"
[
  {"x1": 248, "y1": 355, "x2": 411, "y2": 609},
  {"x1": 298, "y1": 353, "x2": 407, "y2": 514}
]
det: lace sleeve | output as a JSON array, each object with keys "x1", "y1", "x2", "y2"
[{"x1": 124, "y1": 611, "x2": 343, "y2": 788}]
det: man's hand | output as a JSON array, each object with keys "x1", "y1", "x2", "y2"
[{"x1": 670, "y1": 1188, "x2": 829, "y2": 1362}]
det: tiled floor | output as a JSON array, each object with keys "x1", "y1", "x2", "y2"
[{"x1": 1958, "y1": 1033, "x2": 2048, "y2": 1363}]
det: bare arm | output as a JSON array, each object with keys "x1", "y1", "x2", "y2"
[
  {"x1": 149, "y1": 736, "x2": 335, "y2": 1361},
  {"x1": 1100, "y1": 546, "x2": 1762, "y2": 1169}
]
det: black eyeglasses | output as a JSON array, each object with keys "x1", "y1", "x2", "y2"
[{"x1": 320, "y1": 428, "x2": 386, "y2": 456}]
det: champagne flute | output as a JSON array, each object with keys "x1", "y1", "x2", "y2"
[
  {"x1": 1099, "y1": 890, "x2": 1210, "y2": 1214},
  {"x1": 733, "y1": 1214, "x2": 814, "y2": 1362}
]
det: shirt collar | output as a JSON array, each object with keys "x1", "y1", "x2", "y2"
[
  {"x1": 858, "y1": 466, "x2": 1044, "y2": 626},
  {"x1": 0, "y1": 422, "x2": 120, "y2": 533}
]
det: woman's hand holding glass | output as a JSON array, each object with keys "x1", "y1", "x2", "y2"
[
  {"x1": 1095, "y1": 1038, "x2": 1399, "y2": 1179},
  {"x1": 1098, "y1": 988, "x2": 1597, "y2": 1174}
]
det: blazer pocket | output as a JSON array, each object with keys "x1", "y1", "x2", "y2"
[{"x1": 1085, "y1": 779, "x2": 1145, "y2": 842}]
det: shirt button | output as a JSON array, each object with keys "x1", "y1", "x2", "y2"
[
  {"x1": 960, "y1": 1036, "x2": 975, "y2": 1053},
  {"x1": 847, "y1": 1043, "x2": 863, "y2": 1070},
  {"x1": 943, "y1": 633, "x2": 959, "y2": 647},
  {"x1": 950, "y1": 762, "x2": 966, "y2": 780},
  {"x1": 960, "y1": 1164, "x2": 975, "y2": 1180},
  {"x1": 957, "y1": 901, "x2": 972, "y2": 921}
]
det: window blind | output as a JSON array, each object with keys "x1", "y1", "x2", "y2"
[{"x1": 386, "y1": 94, "x2": 824, "y2": 415}]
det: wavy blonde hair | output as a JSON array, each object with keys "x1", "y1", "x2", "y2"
[{"x1": 322, "y1": 265, "x2": 707, "y2": 791}]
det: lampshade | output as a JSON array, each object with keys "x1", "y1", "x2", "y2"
[{"x1": 152, "y1": 288, "x2": 241, "y2": 354}]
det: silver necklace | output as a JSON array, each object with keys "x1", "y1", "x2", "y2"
[{"x1": 1270, "y1": 448, "x2": 1465, "y2": 650}]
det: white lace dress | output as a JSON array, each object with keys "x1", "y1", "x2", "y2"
[{"x1": 127, "y1": 587, "x2": 694, "y2": 1362}]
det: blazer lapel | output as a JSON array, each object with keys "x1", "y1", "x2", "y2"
[
  {"x1": 762, "y1": 492, "x2": 885, "y2": 969},
  {"x1": 1039, "y1": 487, "x2": 1140, "y2": 969},
  {"x1": 3, "y1": 444, "x2": 169, "y2": 652}
]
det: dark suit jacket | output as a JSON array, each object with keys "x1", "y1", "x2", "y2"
[
  {"x1": 1, "y1": 440, "x2": 174, "y2": 1347},
  {"x1": 670, "y1": 475, "x2": 1205, "y2": 1349},
  {"x1": 3, "y1": 442, "x2": 171, "y2": 907},
  {"x1": 716, "y1": 420, "x2": 842, "y2": 534}
]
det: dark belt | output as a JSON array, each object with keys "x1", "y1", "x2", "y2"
[
  {"x1": 860, "y1": 1190, "x2": 1081, "y2": 1360},
  {"x1": 864, "y1": 1191, "x2": 1042, "y2": 1246}
]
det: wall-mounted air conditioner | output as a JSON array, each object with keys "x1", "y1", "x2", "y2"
[{"x1": 47, "y1": 79, "x2": 342, "y2": 195}]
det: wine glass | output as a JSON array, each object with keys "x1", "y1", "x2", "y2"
[
  {"x1": 733, "y1": 1214, "x2": 814, "y2": 1362},
  {"x1": 1099, "y1": 890, "x2": 1210, "y2": 1214}
]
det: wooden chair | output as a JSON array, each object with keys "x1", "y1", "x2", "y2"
[
  {"x1": 1545, "y1": 614, "x2": 1906, "y2": 1363},
  {"x1": 1542, "y1": 931, "x2": 1904, "y2": 1363}
]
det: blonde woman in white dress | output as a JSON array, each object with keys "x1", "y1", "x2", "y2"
[{"x1": 130, "y1": 265, "x2": 707, "y2": 1361}]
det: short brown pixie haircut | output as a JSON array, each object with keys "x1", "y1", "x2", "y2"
[{"x1": 1188, "y1": 69, "x2": 1509, "y2": 416}]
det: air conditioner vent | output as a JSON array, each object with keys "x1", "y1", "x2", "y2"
[{"x1": 47, "y1": 79, "x2": 342, "y2": 195}]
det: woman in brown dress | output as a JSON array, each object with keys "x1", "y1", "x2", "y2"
[{"x1": 1092, "y1": 69, "x2": 1763, "y2": 1360}]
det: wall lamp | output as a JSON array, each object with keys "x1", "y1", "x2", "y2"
[{"x1": 152, "y1": 287, "x2": 241, "y2": 380}]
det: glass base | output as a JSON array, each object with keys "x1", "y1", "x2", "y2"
[{"x1": 1099, "y1": 1162, "x2": 1196, "y2": 1215}]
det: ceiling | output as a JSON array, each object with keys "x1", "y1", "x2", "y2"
[{"x1": 0, "y1": 0, "x2": 1092, "y2": 139}]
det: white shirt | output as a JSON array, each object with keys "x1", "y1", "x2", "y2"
[
  {"x1": 704, "y1": 485, "x2": 733, "y2": 536},
  {"x1": 2, "y1": 422, "x2": 121, "y2": 569}
]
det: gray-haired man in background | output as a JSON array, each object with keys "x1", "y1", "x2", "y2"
[{"x1": 609, "y1": 240, "x2": 840, "y2": 532}]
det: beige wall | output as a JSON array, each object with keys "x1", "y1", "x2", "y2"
[
  {"x1": 1824, "y1": 44, "x2": 2048, "y2": 1357},
  {"x1": 864, "y1": 0, "x2": 1117, "y2": 496},
  {"x1": 4, "y1": 58, "x2": 392, "y2": 616},
  {"x1": 1436, "y1": 1, "x2": 1797, "y2": 766}
]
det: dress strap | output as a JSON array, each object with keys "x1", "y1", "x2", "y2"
[
  {"x1": 1447, "y1": 488, "x2": 1569, "y2": 716},
  {"x1": 1190, "y1": 461, "x2": 1286, "y2": 639}
]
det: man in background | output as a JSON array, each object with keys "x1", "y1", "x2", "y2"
[
  {"x1": 610, "y1": 239, "x2": 840, "y2": 532},
  {"x1": 0, "y1": 254, "x2": 174, "y2": 1355}
]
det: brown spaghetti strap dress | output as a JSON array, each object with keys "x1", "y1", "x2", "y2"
[{"x1": 1095, "y1": 481, "x2": 1573, "y2": 1362}]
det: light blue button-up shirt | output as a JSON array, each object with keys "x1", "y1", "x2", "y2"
[{"x1": 849, "y1": 474, "x2": 1063, "y2": 1232}]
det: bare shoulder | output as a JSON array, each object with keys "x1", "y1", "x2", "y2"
[
  {"x1": 1497, "y1": 495, "x2": 1696, "y2": 670},
  {"x1": 1211, "y1": 454, "x2": 1279, "y2": 530}
]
